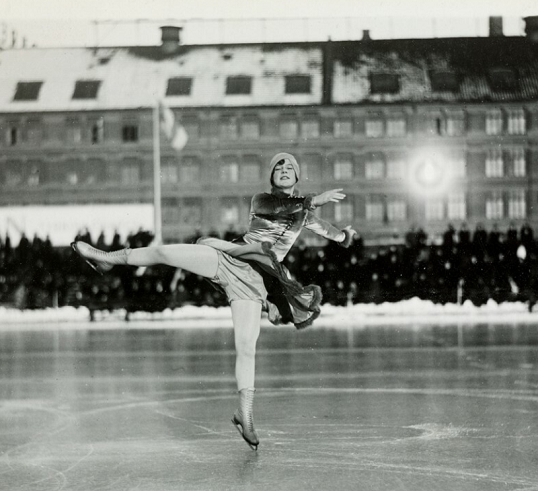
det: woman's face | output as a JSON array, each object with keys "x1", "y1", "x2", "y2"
[{"x1": 272, "y1": 161, "x2": 297, "y2": 189}]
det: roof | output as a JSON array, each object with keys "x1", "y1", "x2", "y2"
[{"x1": 1, "y1": 36, "x2": 537, "y2": 113}]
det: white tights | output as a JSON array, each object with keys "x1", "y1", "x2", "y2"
[{"x1": 126, "y1": 243, "x2": 261, "y2": 391}]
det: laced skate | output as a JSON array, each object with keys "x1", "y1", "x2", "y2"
[
  {"x1": 71, "y1": 241, "x2": 131, "y2": 275},
  {"x1": 232, "y1": 388, "x2": 259, "y2": 450}
]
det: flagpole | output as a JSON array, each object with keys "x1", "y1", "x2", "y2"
[{"x1": 152, "y1": 100, "x2": 163, "y2": 245}]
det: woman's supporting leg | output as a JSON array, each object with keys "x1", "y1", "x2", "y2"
[
  {"x1": 230, "y1": 299, "x2": 262, "y2": 450},
  {"x1": 231, "y1": 300, "x2": 262, "y2": 390}
]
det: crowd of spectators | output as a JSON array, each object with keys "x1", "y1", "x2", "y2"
[{"x1": 1, "y1": 222, "x2": 538, "y2": 319}]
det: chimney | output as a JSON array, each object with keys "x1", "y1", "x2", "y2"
[
  {"x1": 489, "y1": 17, "x2": 503, "y2": 37},
  {"x1": 362, "y1": 30, "x2": 371, "y2": 41},
  {"x1": 524, "y1": 16, "x2": 538, "y2": 43},
  {"x1": 160, "y1": 26, "x2": 182, "y2": 54}
]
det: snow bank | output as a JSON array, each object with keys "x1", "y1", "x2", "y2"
[{"x1": 1, "y1": 298, "x2": 537, "y2": 330}]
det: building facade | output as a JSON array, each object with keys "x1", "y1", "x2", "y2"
[{"x1": 1, "y1": 20, "x2": 538, "y2": 244}]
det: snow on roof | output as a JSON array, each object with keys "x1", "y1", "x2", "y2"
[
  {"x1": 1, "y1": 36, "x2": 538, "y2": 113},
  {"x1": 0, "y1": 44, "x2": 323, "y2": 112}
]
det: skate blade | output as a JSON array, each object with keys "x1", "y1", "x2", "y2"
[
  {"x1": 231, "y1": 417, "x2": 258, "y2": 451},
  {"x1": 71, "y1": 242, "x2": 104, "y2": 276}
]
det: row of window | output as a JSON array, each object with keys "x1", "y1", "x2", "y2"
[
  {"x1": 1, "y1": 108, "x2": 528, "y2": 147},
  {"x1": 11, "y1": 66, "x2": 523, "y2": 102},
  {"x1": 0, "y1": 147, "x2": 529, "y2": 187},
  {"x1": 163, "y1": 190, "x2": 528, "y2": 227},
  {"x1": 12, "y1": 75, "x2": 313, "y2": 103}
]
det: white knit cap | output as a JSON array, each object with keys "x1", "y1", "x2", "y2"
[{"x1": 269, "y1": 153, "x2": 300, "y2": 183}]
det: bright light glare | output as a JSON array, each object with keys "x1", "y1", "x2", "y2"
[{"x1": 408, "y1": 150, "x2": 453, "y2": 198}]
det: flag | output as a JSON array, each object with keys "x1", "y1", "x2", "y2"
[{"x1": 159, "y1": 102, "x2": 188, "y2": 151}]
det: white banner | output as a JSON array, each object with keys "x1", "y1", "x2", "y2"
[{"x1": 0, "y1": 204, "x2": 154, "y2": 246}]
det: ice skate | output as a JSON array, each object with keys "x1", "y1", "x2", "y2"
[
  {"x1": 71, "y1": 241, "x2": 131, "y2": 275},
  {"x1": 231, "y1": 387, "x2": 259, "y2": 450}
]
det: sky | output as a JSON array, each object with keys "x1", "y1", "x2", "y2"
[{"x1": 0, "y1": 0, "x2": 537, "y2": 47}]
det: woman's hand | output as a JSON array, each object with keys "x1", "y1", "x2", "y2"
[{"x1": 312, "y1": 189, "x2": 346, "y2": 207}]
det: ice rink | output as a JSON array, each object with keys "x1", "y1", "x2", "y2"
[{"x1": 1, "y1": 322, "x2": 538, "y2": 490}]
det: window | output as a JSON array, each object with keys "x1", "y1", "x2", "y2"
[
  {"x1": 285, "y1": 75, "x2": 311, "y2": 94},
  {"x1": 508, "y1": 190, "x2": 526, "y2": 219},
  {"x1": 302, "y1": 154, "x2": 322, "y2": 181},
  {"x1": 122, "y1": 125, "x2": 139, "y2": 142},
  {"x1": 486, "y1": 148, "x2": 503, "y2": 177},
  {"x1": 507, "y1": 109, "x2": 526, "y2": 135},
  {"x1": 13, "y1": 82, "x2": 43, "y2": 101},
  {"x1": 334, "y1": 157, "x2": 353, "y2": 180},
  {"x1": 365, "y1": 156, "x2": 385, "y2": 179},
  {"x1": 121, "y1": 163, "x2": 140, "y2": 185},
  {"x1": 221, "y1": 199, "x2": 240, "y2": 224},
  {"x1": 161, "y1": 162, "x2": 178, "y2": 183},
  {"x1": 220, "y1": 118, "x2": 238, "y2": 140},
  {"x1": 163, "y1": 198, "x2": 180, "y2": 223},
  {"x1": 488, "y1": 68, "x2": 518, "y2": 92},
  {"x1": 166, "y1": 77, "x2": 193, "y2": 96},
  {"x1": 179, "y1": 159, "x2": 200, "y2": 183},
  {"x1": 429, "y1": 71, "x2": 460, "y2": 92},
  {"x1": 302, "y1": 120, "x2": 320, "y2": 139},
  {"x1": 26, "y1": 120, "x2": 42, "y2": 145},
  {"x1": 66, "y1": 170, "x2": 79, "y2": 185},
  {"x1": 5, "y1": 168, "x2": 22, "y2": 186},
  {"x1": 6, "y1": 126, "x2": 19, "y2": 146},
  {"x1": 179, "y1": 198, "x2": 203, "y2": 225},
  {"x1": 387, "y1": 159, "x2": 406, "y2": 180},
  {"x1": 221, "y1": 162, "x2": 239, "y2": 183},
  {"x1": 448, "y1": 192, "x2": 466, "y2": 220},
  {"x1": 486, "y1": 109, "x2": 503, "y2": 135},
  {"x1": 450, "y1": 154, "x2": 466, "y2": 178},
  {"x1": 425, "y1": 199, "x2": 444, "y2": 221},
  {"x1": 486, "y1": 192, "x2": 504, "y2": 219},
  {"x1": 72, "y1": 80, "x2": 101, "y2": 99},
  {"x1": 91, "y1": 118, "x2": 104, "y2": 144},
  {"x1": 241, "y1": 162, "x2": 260, "y2": 182},
  {"x1": 27, "y1": 164, "x2": 40, "y2": 186},
  {"x1": 365, "y1": 118, "x2": 384, "y2": 138},
  {"x1": 386, "y1": 117, "x2": 406, "y2": 137},
  {"x1": 387, "y1": 198, "x2": 406, "y2": 221},
  {"x1": 66, "y1": 119, "x2": 82, "y2": 144},
  {"x1": 180, "y1": 117, "x2": 199, "y2": 140},
  {"x1": 370, "y1": 73, "x2": 400, "y2": 94},
  {"x1": 226, "y1": 76, "x2": 252, "y2": 95},
  {"x1": 241, "y1": 119, "x2": 260, "y2": 139},
  {"x1": 366, "y1": 196, "x2": 384, "y2": 221},
  {"x1": 444, "y1": 112, "x2": 465, "y2": 136},
  {"x1": 509, "y1": 148, "x2": 526, "y2": 177},
  {"x1": 279, "y1": 120, "x2": 298, "y2": 139},
  {"x1": 335, "y1": 202, "x2": 353, "y2": 222},
  {"x1": 333, "y1": 119, "x2": 352, "y2": 138}
]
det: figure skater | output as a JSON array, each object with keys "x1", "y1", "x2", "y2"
[{"x1": 72, "y1": 152, "x2": 356, "y2": 451}]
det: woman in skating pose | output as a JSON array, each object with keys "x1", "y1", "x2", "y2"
[{"x1": 72, "y1": 152, "x2": 356, "y2": 450}]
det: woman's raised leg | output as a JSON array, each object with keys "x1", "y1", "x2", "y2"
[
  {"x1": 127, "y1": 244, "x2": 218, "y2": 278},
  {"x1": 230, "y1": 299, "x2": 262, "y2": 450},
  {"x1": 72, "y1": 241, "x2": 219, "y2": 279}
]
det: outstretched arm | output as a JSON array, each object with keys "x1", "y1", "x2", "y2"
[
  {"x1": 304, "y1": 188, "x2": 357, "y2": 247},
  {"x1": 304, "y1": 213, "x2": 357, "y2": 247}
]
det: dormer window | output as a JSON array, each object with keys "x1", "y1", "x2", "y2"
[
  {"x1": 429, "y1": 71, "x2": 460, "y2": 92},
  {"x1": 488, "y1": 68, "x2": 518, "y2": 92},
  {"x1": 72, "y1": 80, "x2": 101, "y2": 100},
  {"x1": 285, "y1": 75, "x2": 311, "y2": 94},
  {"x1": 13, "y1": 82, "x2": 43, "y2": 101},
  {"x1": 166, "y1": 77, "x2": 193, "y2": 96},
  {"x1": 226, "y1": 76, "x2": 252, "y2": 95},
  {"x1": 369, "y1": 73, "x2": 400, "y2": 95}
]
